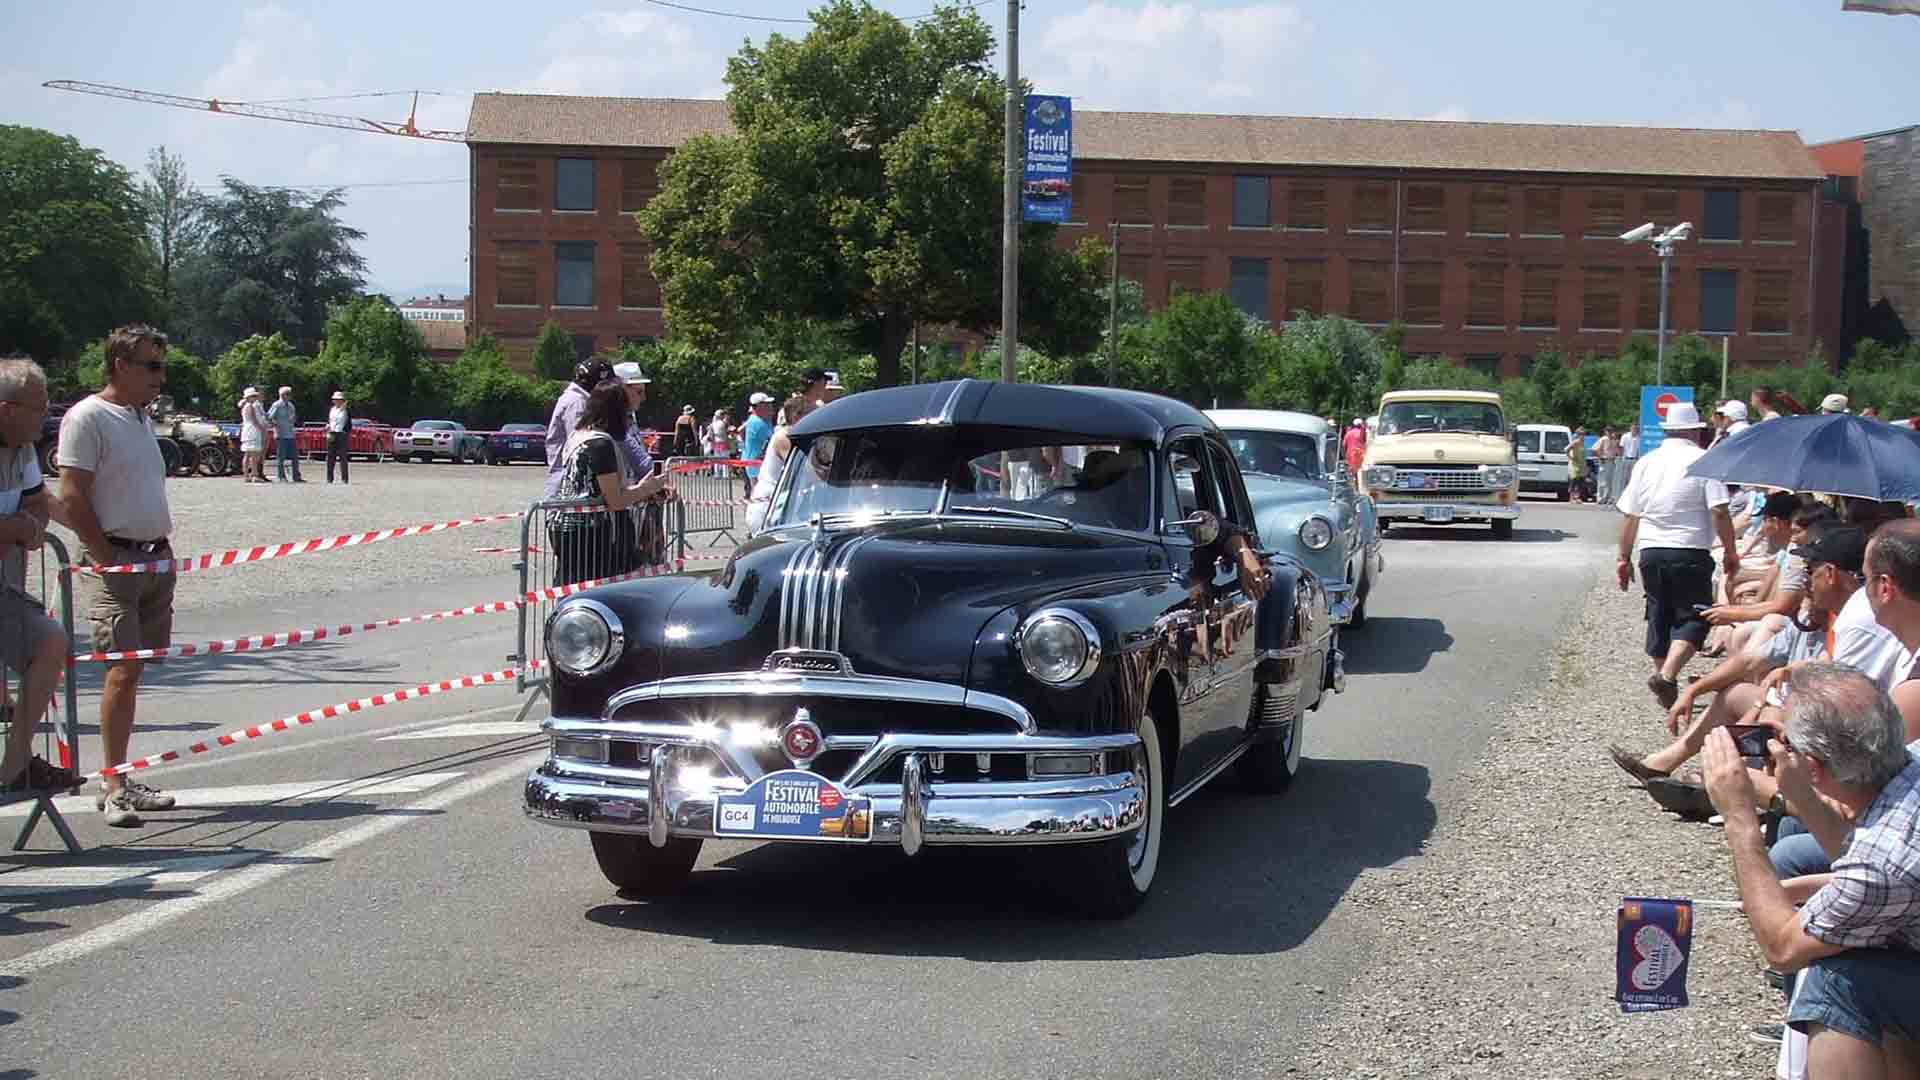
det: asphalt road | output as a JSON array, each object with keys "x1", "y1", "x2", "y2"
[{"x1": 2, "y1": 497, "x2": 1615, "y2": 1080}]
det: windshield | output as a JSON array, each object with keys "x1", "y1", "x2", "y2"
[
  {"x1": 1380, "y1": 401, "x2": 1506, "y2": 436},
  {"x1": 503, "y1": 424, "x2": 544, "y2": 433},
  {"x1": 770, "y1": 429, "x2": 1154, "y2": 532},
  {"x1": 413, "y1": 420, "x2": 457, "y2": 431},
  {"x1": 1222, "y1": 430, "x2": 1323, "y2": 480}
]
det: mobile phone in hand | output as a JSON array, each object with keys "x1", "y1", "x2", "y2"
[{"x1": 1726, "y1": 723, "x2": 1774, "y2": 760}]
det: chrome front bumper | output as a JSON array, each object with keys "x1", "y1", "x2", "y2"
[
  {"x1": 524, "y1": 724, "x2": 1145, "y2": 856},
  {"x1": 1375, "y1": 500, "x2": 1520, "y2": 521}
]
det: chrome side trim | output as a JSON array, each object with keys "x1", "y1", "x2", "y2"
[
  {"x1": 602, "y1": 671, "x2": 1038, "y2": 734},
  {"x1": 900, "y1": 753, "x2": 927, "y2": 856},
  {"x1": 1166, "y1": 738, "x2": 1251, "y2": 808},
  {"x1": 1258, "y1": 625, "x2": 1337, "y2": 662}
]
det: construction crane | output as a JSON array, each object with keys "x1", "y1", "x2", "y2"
[{"x1": 42, "y1": 80, "x2": 467, "y2": 143}]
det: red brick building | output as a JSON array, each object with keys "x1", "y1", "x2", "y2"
[
  {"x1": 466, "y1": 93, "x2": 1842, "y2": 377},
  {"x1": 1810, "y1": 124, "x2": 1919, "y2": 350}
]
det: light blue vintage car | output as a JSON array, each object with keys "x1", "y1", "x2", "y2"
[{"x1": 1207, "y1": 410, "x2": 1385, "y2": 628}]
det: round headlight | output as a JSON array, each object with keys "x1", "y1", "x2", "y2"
[
  {"x1": 548, "y1": 600, "x2": 623, "y2": 676},
  {"x1": 1018, "y1": 609, "x2": 1100, "y2": 686},
  {"x1": 1485, "y1": 466, "x2": 1517, "y2": 488},
  {"x1": 1298, "y1": 516, "x2": 1334, "y2": 550},
  {"x1": 1363, "y1": 466, "x2": 1396, "y2": 489}
]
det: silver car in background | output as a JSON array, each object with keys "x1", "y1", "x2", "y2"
[{"x1": 1208, "y1": 410, "x2": 1384, "y2": 629}]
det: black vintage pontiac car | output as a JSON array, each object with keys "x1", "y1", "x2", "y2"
[{"x1": 524, "y1": 380, "x2": 1344, "y2": 916}]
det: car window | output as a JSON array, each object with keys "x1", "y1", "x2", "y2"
[
  {"x1": 1544, "y1": 431, "x2": 1570, "y2": 454},
  {"x1": 1164, "y1": 437, "x2": 1224, "y2": 531},
  {"x1": 1515, "y1": 430, "x2": 1540, "y2": 454},
  {"x1": 1222, "y1": 430, "x2": 1322, "y2": 480},
  {"x1": 1207, "y1": 440, "x2": 1256, "y2": 534},
  {"x1": 1380, "y1": 401, "x2": 1506, "y2": 435}
]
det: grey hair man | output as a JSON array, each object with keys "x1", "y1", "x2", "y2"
[
  {"x1": 0, "y1": 357, "x2": 82, "y2": 793},
  {"x1": 57, "y1": 325, "x2": 180, "y2": 826},
  {"x1": 1702, "y1": 663, "x2": 1920, "y2": 1077}
]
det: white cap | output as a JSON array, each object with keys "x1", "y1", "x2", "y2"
[
  {"x1": 278, "y1": 385, "x2": 293, "y2": 395},
  {"x1": 823, "y1": 370, "x2": 845, "y2": 390},
  {"x1": 243, "y1": 386, "x2": 259, "y2": 397},
  {"x1": 1351, "y1": 418, "x2": 1363, "y2": 426},
  {"x1": 681, "y1": 404, "x2": 695, "y2": 415},
  {"x1": 749, "y1": 392, "x2": 775, "y2": 405},
  {"x1": 1820, "y1": 393, "x2": 1850, "y2": 413},
  {"x1": 1717, "y1": 400, "x2": 1749, "y2": 422},
  {"x1": 1660, "y1": 401, "x2": 1706, "y2": 431},
  {"x1": 332, "y1": 390, "x2": 346, "y2": 400},
  {"x1": 613, "y1": 361, "x2": 650, "y2": 385}
]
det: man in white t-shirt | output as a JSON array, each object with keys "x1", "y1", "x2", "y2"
[
  {"x1": 0, "y1": 357, "x2": 81, "y2": 795},
  {"x1": 1616, "y1": 402, "x2": 1739, "y2": 708},
  {"x1": 56, "y1": 325, "x2": 180, "y2": 827}
]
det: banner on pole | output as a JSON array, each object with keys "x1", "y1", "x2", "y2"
[
  {"x1": 1638, "y1": 385, "x2": 1695, "y2": 455},
  {"x1": 1021, "y1": 94, "x2": 1072, "y2": 223}
]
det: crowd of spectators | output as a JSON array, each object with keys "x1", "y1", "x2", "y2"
[{"x1": 1606, "y1": 395, "x2": 1920, "y2": 1076}]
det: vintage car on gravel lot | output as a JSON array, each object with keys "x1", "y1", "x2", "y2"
[
  {"x1": 1208, "y1": 410, "x2": 1384, "y2": 629},
  {"x1": 482, "y1": 422, "x2": 547, "y2": 465},
  {"x1": 525, "y1": 380, "x2": 1343, "y2": 916},
  {"x1": 393, "y1": 419, "x2": 484, "y2": 463}
]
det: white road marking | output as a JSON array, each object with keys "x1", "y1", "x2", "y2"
[
  {"x1": 0, "y1": 772, "x2": 466, "y2": 819},
  {"x1": 0, "y1": 750, "x2": 542, "y2": 977},
  {"x1": 0, "y1": 853, "x2": 258, "y2": 897},
  {"x1": 379, "y1": 720, "x2": 535, "y2": 741}
]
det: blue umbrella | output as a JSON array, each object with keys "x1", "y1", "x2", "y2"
[{"x1": 1686, "y1": 414, "x2": 1920, "y2": 502}]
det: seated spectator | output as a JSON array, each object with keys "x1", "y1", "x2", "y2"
[
  {"x1": 1704, "y1": 493, "x2": 1815, "y2": 656},
  {"x1": 1700, "y1": 664, "x2": 1920, "y2": 1079}
]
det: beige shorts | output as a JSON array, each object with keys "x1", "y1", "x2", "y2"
[
  {"x1": 1, "y1": 584, "x2": 64, "y2": 676},
  {"x1": 89, "y1": 543, "x2": 176, "y2": 655}
]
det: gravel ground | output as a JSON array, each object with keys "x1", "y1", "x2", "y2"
[
  {"x1": 1295, "y1": 576, "x2": 1781, "y2": 1080},
  {"x1": 36, "y1": 459, "x2": 743, "y2": 619}
]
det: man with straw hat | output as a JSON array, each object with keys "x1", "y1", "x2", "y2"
[{"x1": 1616, "y1": 400, "x2": 1740, "y2": 709}]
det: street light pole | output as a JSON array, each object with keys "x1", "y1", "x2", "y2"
[
  {"x1": 1107, "y1": 219, "x2": 1119, "y2": 386},
  {"x1": 999, "y1": 0, "x2": 1020, "y2": 384},
  {"x1": 1655, "y1": 236, "x2": 1672, "y2": 387}
]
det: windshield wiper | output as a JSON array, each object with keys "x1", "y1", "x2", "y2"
[{"x1": 946, "y1": 504, "x2": 1076, "y2": 529}]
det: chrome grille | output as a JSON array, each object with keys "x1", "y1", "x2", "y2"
[
  {"x1": 1392, "y1": 469, "x2": 1489, "y2": 491},
  {"x1": 1375, "y1": 490, "x2": 1490, "y2": 503}
]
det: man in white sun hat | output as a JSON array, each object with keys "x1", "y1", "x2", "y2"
[
  {"x1": 1821, "y1": 393, "x2": 1851, "y2": 415},
  {"x1": 1616, "y1": 400, "x2": 1739, "y2": 710}
]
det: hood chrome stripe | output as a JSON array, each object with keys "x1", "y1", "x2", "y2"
[
  {"x1": 795, "y1": 545, "x2": 822, "y2": 651},
  {"x1": 822, "y1": 533, "x2": 864, "y2": 651},
  {"x1": 778, "y1": 543, "x2": 811, "y2": 650}
]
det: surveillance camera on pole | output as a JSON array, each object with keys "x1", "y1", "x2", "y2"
[
  {"x1": 1659, "y1": 221, "x2": 1693, "y2": 243},
  {"x1": 1619, "y1": 222, "x2": 1656, "y2": 244}
]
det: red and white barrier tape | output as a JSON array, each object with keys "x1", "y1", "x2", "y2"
[
  {"x1": 81, "y1": 510, "x2": 526, "y2": 575},
  {"x1": 677, "y1": 498, "x2": 751, "y2": 508},
  {"x1": 96, "y1": 666, "x2": 523, "y2": 777},
  {"x1": 668, "y1": 458, "x2": 761, "y2": 474}
]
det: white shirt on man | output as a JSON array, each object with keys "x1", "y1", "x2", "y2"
[
  {"x1": 1615, "y1": 436, "x2": 1729, "y2": 552},
  {"x1": 328, "y1": 405, "x2": 349, "y2": 433},
  {"x1": 55, "y1": 394, "x2": 172, "y2": 540},
  {"x1": 1833, "y1": 587, "x2": 1907, "y2": 690}
]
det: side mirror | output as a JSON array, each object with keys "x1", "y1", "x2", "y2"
[{"x1": 1166, "y1": 510, "x2": 1221, "y2": 545}]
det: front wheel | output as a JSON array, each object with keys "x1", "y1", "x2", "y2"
[
  {"x1": 1238, "y1": 686, "x2": 1304, "y2": 793},
  {"x1": 156, "y1": 436, "x2": 184, "y2": 476},
  {"x1": 1349, "y1": 570, "x2": 1370, "y2": 630},
  {"x1": 1492, "y1": 518, "x2": 1514, "y2": 540},
  {"x1": 1064, "y1": 708, "x2": 1165, "y2": 919},
  {"x1": 194, "y1": 442, "x2": 230, "y2": 478},
  {"x1": 588, "y1": 832, "x2": 701, "y2": 897}
]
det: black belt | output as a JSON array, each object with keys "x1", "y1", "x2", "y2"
[{"x1": 105, "y1": 536, "x2": 169, "y2": 554}]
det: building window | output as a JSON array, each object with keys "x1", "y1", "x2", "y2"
[
  {"x1": 496, "y1": 159, "x2": 536, "y2": 212},
  {"x1": 1283, "y1": 259, "x2": 1324, "y2": 318},
  {"x1": 1348, "y1": 260, "x2": 1391, "y2": 323},
  {"x1": 1755, "y1": 194, "x2": 1795, "y2": 244},
  {"x1": 1582, "y1": 267, "x2": 1623, "y2": 329},
  {"x1": 1704, "y1": 189, "x2": 1740, "y2": 241},
  {"x1": 620, "y1": 159, "x2": 658, "y2": 214},
  {"x1": 1642, "y1": 189, "x2": 1679, "y2": 226},
  {"x1": 1404, "y1": 185, "x2": 1446, "y2": 233},
  {"x1": 1752, "y1": 270, "x2": 1791, "y2": 333},
  {"x1": 1465, "y1": 355, "x2": 1501, "y2": 378},
  {"x1": 571, "y1": 334, "x2": 597, "y2": 363},
  {"x1": 1699, "y1": 269, "x2": 1737, "y2": 332},
  {"x1": 1468, "y1": 186, "x2": 1508, "y2": 234},
  {"x1": 1520, "y1": 265, "x2": 1559, "y2": 328},
  {"x1": 1286, "y1": 181, "x2": 1327, "y2": 229},
  {"x1": 1467, "y1": 263, "x2": 1505, "y2": 328},
  {"x1": 1229, "y1": 258, "x2": 1269, "y2": 320},
  {"x1": 1167, "y1": 177, "x2": 1208, "y2": 228},
  {"x1": 1166, "y1": 256, "x2": 1207, "y2": 296},
  {"x1": 620, "y1": 244, "x2": 660, "y2": 308},
  {"x1": 1521, "y1": 188, "x2": 1561, "y2": 236},
  {"x1": 1586, "y1": 189, "x2": 1626, "y2": 237},
  {"x1": 1402, "y1": 262, "x2": 1443, "y2": 326},
  {"x1": 1114, "y1": 177, "x2": 1151, "y2": 225},
  {"x1": 495, "y1": 244, "x2": 536, "y2": 307},
  {"x1": 1233, "y1": 176, "x2": 1270, "y2": 228},
  {"x1": 1635, "y1": 269, "x2": 1662, "y2": 331},
  {"x1": 1070, "y1": 173, "x2": 1090, "y2": 224},
  {"x1": 555, "y1": 241, "x2": 595, "y2": 308},
  {"x1": 555, "y1": 158, "x2": 595, "y2": 212},
  {"x1": 1350, "y1": 183, "x2": 1392, "y2": 232}
]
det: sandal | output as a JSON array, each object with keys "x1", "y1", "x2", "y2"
[
  {"x1": 1645, "y1": 777, "x2": 1716, "y2": 820},
  {"x1": 1608, "y1": 745, "x2": 1669, "y2": 783},
  {"x1": 1648, "y1": 674, "x2": 1680, "y2": 710}
]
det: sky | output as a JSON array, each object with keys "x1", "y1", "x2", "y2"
[{"x1": 4, "y1": 1, "x2": 1916, "y2": 298}]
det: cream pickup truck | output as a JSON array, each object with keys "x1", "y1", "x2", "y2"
[{"x1": 1360, "y1": 389, "x2": 1520, "y2": 539}]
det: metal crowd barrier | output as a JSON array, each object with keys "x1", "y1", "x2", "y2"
[
  {"x1": 3, "y1": 535, "x2": 83, "y2": 853},
  {"x1": 664, "y1": 455, "x2": 744, "y2": 552}
]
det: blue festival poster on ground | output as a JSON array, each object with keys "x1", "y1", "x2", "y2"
[
  {"x1": 1637, "y1": 385, "x2": 1695, "y2": 455},
  {"x1": 714, "y1": 769, "x2": 872, "y2": 842},
  {"x1": 1021, "y1": 94, "x2": 1072, "y2": 223},
  {"x1": 1616, "y1": 897, "x2": 1693, "y2": 1013}
]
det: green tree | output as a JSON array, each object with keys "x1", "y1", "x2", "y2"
[
  {"x1": 639, "y1": 0, "x2": 1105, "y2": 386},
  {"x1": 1140, "y1": 291, "x2": 1258, "y2": 407},
  {"x1": 315, "y1": 297, "x2": 433, "y2": 421},
  {"x1": 174, "y1": 179, "x2": 366, "y2": 356},
  {"x1": 532, "y1": 320, "x2": 576, "y2": 381},
  {"x1": 0, "y1": 125, "x2": 157, "y2": 363},
  {"x1": 211, "y1": 332, "x2": 301, "y2": 417},
  {"x1": 450, "y1": 332, "x2": 559, "y2": 430},
  {"x1": 139, "y1": 145, "x2": 206, "y2": 314}
]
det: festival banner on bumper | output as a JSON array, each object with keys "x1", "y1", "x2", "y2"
[
  {"x1": 1616, "y1": 897, "x2": 1694, "y2": 1013},
  {"x1": 715, "y1": 769, "x2": 872, "y2": 842}
]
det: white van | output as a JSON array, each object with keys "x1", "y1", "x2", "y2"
[{"x1": 1513, "y1": 424, "x2": 1572, "y2": 500}]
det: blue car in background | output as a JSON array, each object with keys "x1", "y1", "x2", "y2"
[{"x1": 483, "y1": 423, "x2": 547, "y2": 465}]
